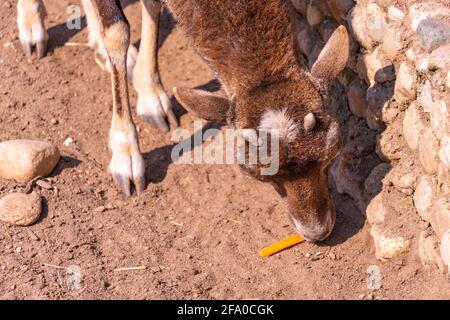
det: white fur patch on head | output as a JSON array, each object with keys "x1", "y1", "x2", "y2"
[{"x1": 258, "y1": 108, "x2": 298, "y2": 142}]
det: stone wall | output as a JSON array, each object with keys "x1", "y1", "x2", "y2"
[{"x1": 291, "y1": 0, "x2": 450, "y2": 272}]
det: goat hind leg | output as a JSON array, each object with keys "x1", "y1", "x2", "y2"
[
  {"x1": 82, "y1": 0, "x2": 138, "y2": 79},
  {"x1": 133, "y1": 0, "x2": 178, "y2": 132},
  {"x1": 17, "y1": 0, "x2": 48, "y2": 59},
  {"x1": 91, "y1": 0, "x2": 145, "y2": 196}
]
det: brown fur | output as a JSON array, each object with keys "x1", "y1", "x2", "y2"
[
  {"x1": 17, "y1": 0, "x2": 349, "y2": 241},
  {"x1": 167, "y1": 0, "x2": 349, "y2": 241}
]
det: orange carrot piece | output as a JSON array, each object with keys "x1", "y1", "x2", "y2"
[{"x1": 259, "y1": 234, "x2": 305, "y2": 257}]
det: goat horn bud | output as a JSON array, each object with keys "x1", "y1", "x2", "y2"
[{"x1": 304, "y1": 113, "x2": 316, "y2": 132}]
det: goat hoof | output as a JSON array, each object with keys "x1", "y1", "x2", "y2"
[
  {"x1": 109, "y1": 145, "x2": 146, "y2": 197},
  {"x1": 17, "y1": 0, "x2": 48, "y2": 59},
  {"x1": 136, "y1": 88, "x2": 179, "y2": 132}
]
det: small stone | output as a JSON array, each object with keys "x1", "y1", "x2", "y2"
[
  {"x1": 93, "y1": 206, "x2": 106, "y2": 213},
  {"x1": 418, "y1": 80, "x2": 433, "y2": 113},
  {"x1": 403, "y1": 102, "x2": 425, "y2": 151},
  {"x1": 387, "y1": 6, "x2": 405, "y2": 22},
  {"x1": 0, "y1": 192, "x2": 42, "y2": 226},
  {"x1": 348, "y1": 5, "x2": 373, "y2": 50},
  {"x1": 381, "y1": 27, "x2": 403, "y2": 61},
  {"x1": 414, "y1": 175, "x2": 436, "y2": 222},
  {"x1": 376, "y1": 119, "x2": 405, "y2": 161},
  {"x1": 347, "y1": 79, "x2": 368, "y2": 118},
  {"x1": 50, "y1": 118, "x2": 59, "y2": 125},
  {"x1": 419, "y1": 128, "x2": 440, "y2": 174},
  {"x1": 416, "y1": 18, "x2": 450, "y2": 53},
  {"x1": 416, "y1": 56, "x2": 429, "y2": 73},
  {"x1": 439, "y1": 134, "x2": 450, "y2": 170},
  {"x1": 367, "y1": 3, "x2": 387, "y2": 43},
  {"x1": 405, "y1": 48, "x2": 417, "y2": 63},
  {"x1": 428, "y1": 44, "x2": 450, "y2": 70},
  {"x1": 366, "y1": 83, "x2": 394, "y2": 129},
  {"x1": 440, "y1": 230, "x2": 450, "y2": 272},
  {"x1": 63, "y1": 137, "x2": 74, "y2": 147},
  {"x1": 365, "y1": 163, "x2": 391, "y2": 200},
  {"x1": 36, "y1": 180, "x2": 52, "y2": 190},
  {"x1": 366, "y1": 194, "x2": 387, "y2": 225},
  {"x1": 430, "y1": 100, "x2": 448, "y2": 140},
  {"x1": 0, "y1": 140, "x2": 60, "y2": 183},
  {"x1": 362, "y1": 47, "x2": 390, "y2": 86},
  {"x1": 409, "y1": 3, "x2": 450, "y2": 32},
  {"x1": 394, "y1": 62, "x2": 417, "y2": 105},
  {"x1": 418, "y1": 230, "x2": 445, "y2": 272},
  {"x1": 396, "y1": 173, "x2": 417, "y2": 190},
  {"x1": 430, "y1": 198, "x2": 450, "y2": 238},
  {"x1": 374, "y1": 65, "x2": 396, "y2": 83},
  {"x1": 370, "y1": 226, "x2": 410, "y2": 260}
]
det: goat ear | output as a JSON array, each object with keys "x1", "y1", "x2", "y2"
[
  {"x1": 311, "y1": 26, "x2": 349, "y2": 86},
  {"x1": 174, "y1": 87, "x2": 230, "y2": 123}
]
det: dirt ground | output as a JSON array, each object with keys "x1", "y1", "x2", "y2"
[{"x1": 0, "y1": 0, "x2": 449, "y2": 300}]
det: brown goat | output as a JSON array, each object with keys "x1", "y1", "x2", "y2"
[{"x1": 17, "y1": 0, "x2": 349, "y2": 241}]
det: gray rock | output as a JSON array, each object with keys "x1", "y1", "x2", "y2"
[
  {"x1": 0, "y1": 192, "x2": 42, "y2": 226},
  {"x1": 416, "y1": 18, "x2": 450, "y2": 53},
  {"x1": 375, "y1": 64, "x2": 396, "y2": 83}
]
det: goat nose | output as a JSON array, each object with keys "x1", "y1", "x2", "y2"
[{"x1": 291, "y1": 210, "x2": 336, "y2": 242}]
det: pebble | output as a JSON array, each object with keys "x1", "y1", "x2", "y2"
[
  {"x1": 63, "y1": 137, "x2": 74, "y2": 147},
  {"x1": 416, "y1": 18, "x2": 450, "y2": 53},
  {"x1": 0, "y1": 192, "x2": 42, "y2": 226},
  {"x1": 36, "y1": 180, "x2": 52, "y2": 190},
  {"x1": 0, "y1": 140, "x2": 60, "y2": 183}
]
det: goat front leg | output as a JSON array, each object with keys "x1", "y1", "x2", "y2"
[
  {"x1": 17, "y1": 0, "x2": 49, "y2": 59},
  {"x1": 92, "y1": 0, "x2": 145, "y2": 196},
  {"x1": 133, "y1": 0, "x2": 178, "y2": 132}
]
